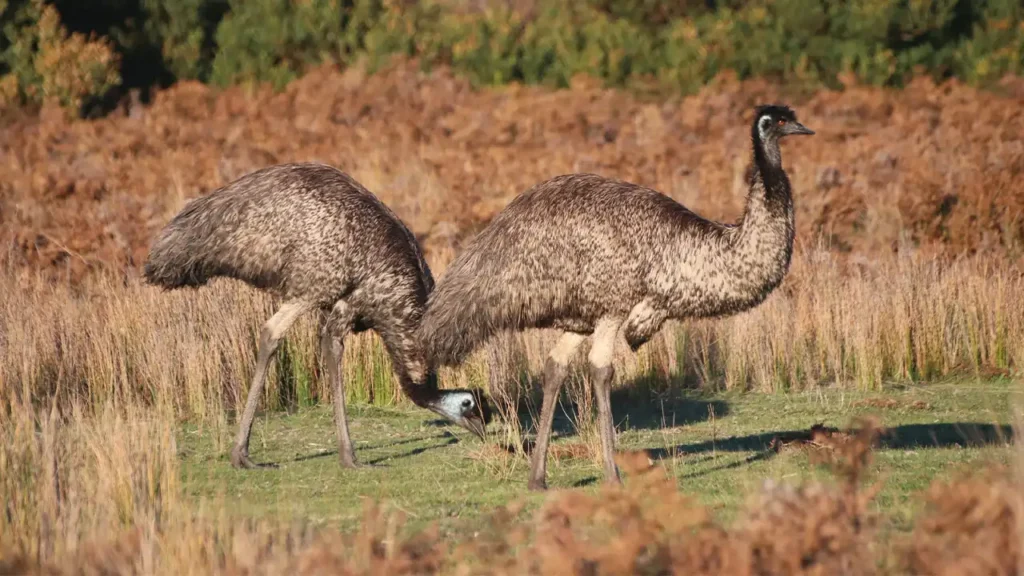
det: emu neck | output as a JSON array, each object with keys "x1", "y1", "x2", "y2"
[
  {"x1": 756, "y1": 135, "x2": 782, "y2": 170},
  {"x1": 743, "y1": 135, "x2": 792, "y2": 225},
  {"x1": 393, "y1": 353, "x2": 441, "y2": 409},
  {"x1": 377, "y1": 328, "x2": 441, "y2": 409},
  {"x1": 752, "y1": 137, "x2": 788, "y2": 204},
  {"x1": 399, "y1": 375, "x2": 440, "y2": 409},
  {"x1": 729, "y1": 135, "x2": 796, "y2": 289}
]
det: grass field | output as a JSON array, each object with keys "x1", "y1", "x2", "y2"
[
  {"x1": 5, "y1": 369, "x2": 1016, "y2": 573},
  {"x1": 179, "y1": 379, "x2": 1017, "y2": 537}
]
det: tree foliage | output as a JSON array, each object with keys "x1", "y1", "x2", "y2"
[{"x1": 2, "y1": 0, "x2": 1023, "y2": 115}]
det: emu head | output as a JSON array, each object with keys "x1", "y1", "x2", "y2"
[
  {"x1": 427, "y1": 388, "x2": 493, "y2": 439},
  {"x1": 753, "y1": 104, "x2": 815, "y2": 143}
]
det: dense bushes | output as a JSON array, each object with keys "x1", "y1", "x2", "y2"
[
  {"x1": 2, "y1": 0, "x2": 1023, "y2": 114},
  {"x1": 0, "y1": 0, "x2": 120, "y2": 112}
]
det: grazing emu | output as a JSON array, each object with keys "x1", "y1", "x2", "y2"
[
  {"x1": 419, "y1": 105, "x2": 814, "y2": 490},
  {"x1": 144, "y1": 162, "x2": 492, "y2": 469}
]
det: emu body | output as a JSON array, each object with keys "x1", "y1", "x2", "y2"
[
  {"x1": 420, "y1": 105, "x2": 814, "y2": 490},
  {"x1": 145, "y1": 162, "x2": 490, "y2": 469}
]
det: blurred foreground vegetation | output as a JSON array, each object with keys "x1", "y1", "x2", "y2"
[{"x1": 1, "y1": 0, "x2": 1022, "y2": 115}]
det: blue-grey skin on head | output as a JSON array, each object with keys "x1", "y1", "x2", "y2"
[
  {"x1": 418, "y1": 104, "x2": 812, "y2": 489},
  {"x1": 426, "y1": 385, "x2": 493, "y2": 438},
  {"x1": 143, "y1": 162, "x2": 492, "y2": 469},
  {"x1": 409, "y1": 373, "x2": 492, "y2": 439}
]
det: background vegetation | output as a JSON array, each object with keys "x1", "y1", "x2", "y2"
[
  {"x1": 1, "y1": 1, "x2": 1021, "y2": 573},
  {"x1": 2, "y1": 0, "x2": 1023, "y2": 114}
]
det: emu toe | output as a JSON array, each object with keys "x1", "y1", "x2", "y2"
[
  {"x1": 230, "y1": 446, "x2": 278, "y2": 469},
  {"x1": 527, "y1": 478, "x2": 548, "y2": 492}
]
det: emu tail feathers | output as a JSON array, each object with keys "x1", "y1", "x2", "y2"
[
  {"x1": 143, "y1": 196, "x2": 228, "y2": 290},
  {"x1": 419, "y1": 252, "x2": 531, "y2": 367},
  {"x1": 143, "y1": 227, "x2": 209, "y2": 290}
]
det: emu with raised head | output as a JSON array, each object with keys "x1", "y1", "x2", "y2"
[
  {"x1": 419, "y1": 105, "x2": 814, "y2": 490},
  {"x1": 144, "y1": 162, "x2": 492, "y2": 469}
]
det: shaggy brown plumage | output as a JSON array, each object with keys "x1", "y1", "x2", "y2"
[
  {"x1": 145, "y1": 162, "x2": 491, "y2": 469},
  {"x1": 420, "y1": 105, "x2": 814, "y2": 490}
]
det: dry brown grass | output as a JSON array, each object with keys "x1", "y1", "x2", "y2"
[
  {"x1": 1, "y1": 248, "x2": 1020, "y2": 429},
  {"x1": 1, "y1": 249, "x2": 1020, "y2": 573},
  {"x1": 1, "y1": 60, "x2": 1022, "y2": 284},
  {"x1": 902, "y1": 466, "x2": 1023, "y2": 576}
]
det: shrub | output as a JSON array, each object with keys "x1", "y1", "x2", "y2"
[
  {"x1": 0, "y1": 0, "x2": 120, "y2": 112},
  {"x1": 3, "y1": 0, "x2": 1024, "y2": 113},
  {"x1": 199, "y1": 0, "x2": 1024, "y2": 95},
  {"x1": 141, "y1": 0, "x2": 226, "y2": 81},
  {"x1": 210, "y1": 0, "x2": 372, "y2": 89},
  {"x1": 952, "y1": 0, "x2": 1024, "y2": 85}
]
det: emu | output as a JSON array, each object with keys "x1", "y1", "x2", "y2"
[
  {"x1": 144, "y1": 162, "x2": 492, "y2": 469},
  {"x1": 419, "y1": 105, "x2": 814, "y2": 490}
]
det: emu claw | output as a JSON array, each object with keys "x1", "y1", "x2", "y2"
[
  {"x1": 527, "y1": 478, "x2": 548, "y2": 492},
  {"x1": 230, "y1": 447, "x2": 278, "y2": 469}
]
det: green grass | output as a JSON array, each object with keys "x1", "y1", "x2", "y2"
[{"x1": 179, "y1": 378, "x2": 1018, "y2": 538}]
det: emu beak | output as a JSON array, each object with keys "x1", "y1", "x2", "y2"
[
  {"x1": 790, "y1": 122, "x2": 815, "y2": 135},
  {"x1": 464, "y1": 417, "x2": 487, "y2": 440}
]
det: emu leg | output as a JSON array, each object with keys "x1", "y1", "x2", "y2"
[
  {"x1": 231, "y1": 300, "x2": 310, "y2": 469},
  {"x1": 589, "y1": 317, "x2": 623, "y2": 485},
  {"x1": 322, "y1": 324, "x2": 357, "y2": 468},
  {"x1": 527, "y1": 332, "x2": 585, "y2": 491}
]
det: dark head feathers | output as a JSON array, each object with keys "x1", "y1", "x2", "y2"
[
  {"x1": 754, "y1": 104, "x2": 798, "y2": 122},
  {"x1": 750, "y1": 103, "x2": 814, "y2": 143}
]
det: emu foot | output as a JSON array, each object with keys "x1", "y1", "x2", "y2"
[
  {"x1": 230, "y1": 446, "x2": 278, "y2": 469},
  {"x1": 527, "y1": 477, "x2": 548, "y2": 492}
]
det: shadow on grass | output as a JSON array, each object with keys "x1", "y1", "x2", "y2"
[
  {"x1": 439, "y1": 372, "x2": 731, "y2": 440},
  {"x1": 365, "y1": 437, "x2": 459, "y2": 465},
  {"x1": 279, "y1": 434, "x2": 460, "y2": 466},
  {"x1": 646, "y1": 422, "x2": 1016, "y2": 478}
]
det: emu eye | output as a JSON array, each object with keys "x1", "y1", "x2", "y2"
[
  {"x1": 461, "y1": 398, "x2": 473, "y2": 409},
  {"x1": 777, "y1": 118, "x2": 787, "y2": 126}
]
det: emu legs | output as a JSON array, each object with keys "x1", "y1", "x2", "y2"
[
  {"x1": 231, "y1": 300, "x2": 310, "y2": 469},
  {"x1": 589, "y1": 318, "x2": 622, "y2": 485},
  {"x1": 527, "y1": 332, "x2": 585, "y2": 491},
  {"x1": 322, "y1": 302, "x2": 357, "y2": 468},
  {"x1": 527, "y1": 319, "x2": 623, "y2": 490}
]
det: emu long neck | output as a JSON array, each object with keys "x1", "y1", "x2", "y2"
[
  {"x1": 381, "y1": 329, "x2": 441, "y2": 408},
  {"x1": 748, "y1": 136, "x2": 791, "y2": 217},
  {"x1": 730, "y1": 134, "x2": 796, "y2": 287}
]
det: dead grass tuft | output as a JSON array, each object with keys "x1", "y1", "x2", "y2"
[
  {"x1": 902, "y1": 466, "x2": 1023, "y2": 576},
  {"x1": 769, "y1": 417, "x2": 884, "y2": 476}
]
